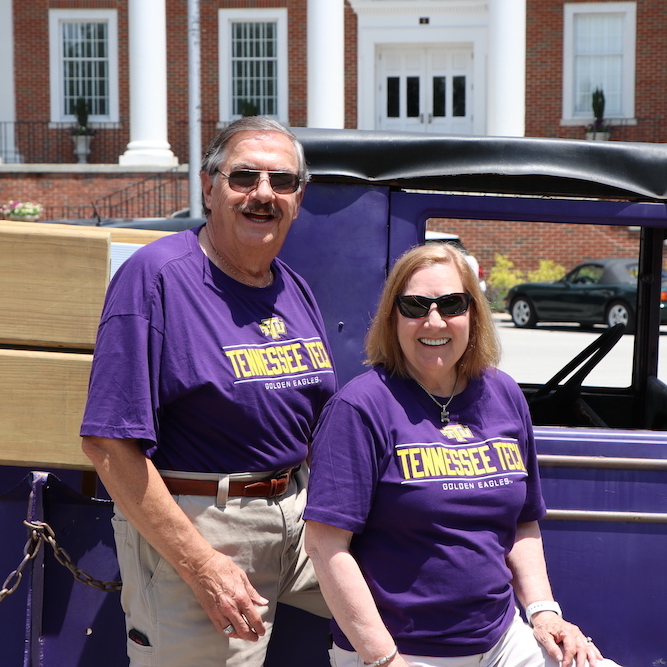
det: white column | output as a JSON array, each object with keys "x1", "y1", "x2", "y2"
[
  {"x1": 487, "y1": 0, "x2": 526, "y2": 137},
  {"x1": 188, "y1": 0, "x2": 202, "y2": 217},
  {"x1": 119, "y1": 0, "x2": 178, "y2": 166},
  {"x1": 0, "y1": 0, "x2": 19, "y2": 163},
  {"x1": 307, "y1": 0, "x2": 345, "y2": 129}
]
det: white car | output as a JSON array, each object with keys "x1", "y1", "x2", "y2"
[{"x1": 424, "y1": 231, "x2": 486, "y2": 293}]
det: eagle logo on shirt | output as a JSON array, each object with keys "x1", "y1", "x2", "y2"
[
  {"x1": 259, "y1": 317, "x2": 287, "y2": 340},
  {"x1": 440, "y1": 424, "x2": 474, "y2": 442}
]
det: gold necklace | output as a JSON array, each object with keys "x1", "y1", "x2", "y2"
[
  {"x1": 205, "y1": 225, "x2": 273, "y2": 288},
  {"x1": 415, "y1": 371, "x2": 459, "y2": 424}
]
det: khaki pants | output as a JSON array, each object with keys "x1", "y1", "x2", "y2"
[{"x1": 112, "y1": 467, "x2": 329, "y2": 666}]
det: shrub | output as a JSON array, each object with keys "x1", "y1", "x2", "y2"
[
  {"x1": 527, "y1": 260, "x2": 565, "y2": 283},
  {"x1": 486, "y1": 255, "x2": 565, "y2": 311},
  {"x1": 486, "y1": 254, "x2": 524, "y2": 310}
]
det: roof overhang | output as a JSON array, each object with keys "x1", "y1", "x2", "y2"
[{"x1": 293, "y1": 128, "x2": 667, "y2": 201}]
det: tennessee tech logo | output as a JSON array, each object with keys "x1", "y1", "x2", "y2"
[
  {"x1": 440, "y1": 424, "x2": 474, "y2": 442},
  {"x1": 396, "y1": 438, "x2": 528, "y2": 486},
  {"x1": 259, "y1": 317, "x2": 287, "y2": 340}
]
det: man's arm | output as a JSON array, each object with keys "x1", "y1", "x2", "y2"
[{"x1": 82, "y1": 436, "x2": 268, "y2": 640}]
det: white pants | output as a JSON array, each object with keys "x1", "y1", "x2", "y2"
[
  {"x1": 112, "y1": 467, "x2": 329, "y2": 667},
  {"x1": 329, "y1": 609, "x2": 623, "y2": 667}
]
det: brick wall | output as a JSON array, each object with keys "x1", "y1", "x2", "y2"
[
  {"x1": 428, "y1": 218, "x2": 640, "y2": 278},
  {"x1": 344, "y1": 1, "x2": 358, "y2": 128},
  {"x1": 526, "y1": 0, "x2": 667, "y2": 142},
  {"x1": 0, "y1": 171, "x2": 190, "y2": 219}
]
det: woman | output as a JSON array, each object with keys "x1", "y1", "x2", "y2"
[{"x1": 304, "y1": 244, "x2": 620, "y2": 667}]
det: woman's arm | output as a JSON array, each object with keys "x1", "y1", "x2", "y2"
[
  {"x1": 305, "y1": 520, "x2": 408, "y2": 667},
  {"x1": 507, "y1": 521, "x2": 602, "y2": 667}
]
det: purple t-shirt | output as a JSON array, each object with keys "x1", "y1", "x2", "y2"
[
  {"x1": 81, "y1": 226, "x2": 336, "y2": 473},
  {"x1": 304, "y1": 366, "x2": 546, "y2": 657}
]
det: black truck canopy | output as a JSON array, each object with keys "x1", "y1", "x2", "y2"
[{"x1": 293, "y1": 128, "x2": 667, "y2": 201}]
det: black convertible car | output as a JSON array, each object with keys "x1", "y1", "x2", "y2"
[{"x1": 506, "y1": 257, "x2": 667, "y2": 332}]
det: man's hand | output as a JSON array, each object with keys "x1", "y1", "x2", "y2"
[{"x1": 188, "y1": 550, "x2": 269, "y2": 641}]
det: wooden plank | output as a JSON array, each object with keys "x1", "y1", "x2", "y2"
[
  {"x1": 1, "y1": 219, "x2": 174, "y2": 245},
  {"x1": 0, "y1": 349, "x2": 93, "y2": 470},
  {"x1": 0, "y1": 225, "x2": 110, "y2": 349},
  {"x1": 0, "y1": 222, "x2": 174, "y2": 349}
]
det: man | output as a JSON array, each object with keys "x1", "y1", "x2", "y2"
[{"x1": 81, "y1": 117, "x2": 336, "y2": 666}]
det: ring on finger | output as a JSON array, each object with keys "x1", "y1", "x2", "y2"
[
  {"x1": 223, "y1": 624, "x2": 234, "y2": 635},
  {"x1": 585, "y1": 636, "x2": 593, "y2": 644}
]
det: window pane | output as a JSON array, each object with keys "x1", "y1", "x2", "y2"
[
  {"x1": 573, "y1": 13, "x2": 623, "y2": 115},
  {"x1": 231, "y1": 21, "x2": 278, "y2": 117},
  {"x1": 387, "y1": 77, "x2": 400, "y2": 117},
  {"x1": 407, "y1": 76, "x2": 420, "y2": 117},
  {"x1": 61, "y1": 20, "x2": 109, "y2": 118},
  {"x1": 433, "y1": 76, "x2": 446, "y2": 117},
  {"x1": 453, "y1": 76, "x2": 466, "y2": 117}
]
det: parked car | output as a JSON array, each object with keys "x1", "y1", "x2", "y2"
[
  {"x1": 425, "y1": 230, "x2": 486, "y2": 292},
  {"x1": 506, "y1": 257, "x2": 667, "y2": 333}
]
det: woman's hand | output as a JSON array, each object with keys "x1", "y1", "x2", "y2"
[{"x1": 531, "y1": 611, "x2": 603, "y2": 667}]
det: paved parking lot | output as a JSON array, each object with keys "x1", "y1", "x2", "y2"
[{"x1": 493, "y1": 314, "x2": 667, "y2": 388}]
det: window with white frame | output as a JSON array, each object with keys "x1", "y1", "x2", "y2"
[
  {"x1": 562, "y1": 3, "x2": 636, "y2": 123},
  {"x1": 219, "y1": 9, "x2": 288, "y2": 122},
  {"x1": 49, "y1": 9, "x2": 119, "y2": 124}
]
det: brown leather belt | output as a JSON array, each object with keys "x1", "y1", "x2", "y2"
[{"x1": 162, "y1": 469, "x2": 294, "y2": 498}]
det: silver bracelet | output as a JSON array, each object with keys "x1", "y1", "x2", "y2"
[{"x1": 364, "y1": 646, "x2": 398, "y2": 667}]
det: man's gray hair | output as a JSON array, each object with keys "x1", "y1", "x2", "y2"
[{"x1": 200, "y1": 117, "x2": 309, "y2": 215}]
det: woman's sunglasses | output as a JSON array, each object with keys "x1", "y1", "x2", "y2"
[
  {"x1": 395, "y1": 292, "x2": 473, "y2": 319},
  {"x1": 217, "y1": 169, "x2": 302, "y2": 194}
]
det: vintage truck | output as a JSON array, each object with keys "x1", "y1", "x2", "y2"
[{"x1": 1, "y1": 129, "x2": 666, "y2": 666}]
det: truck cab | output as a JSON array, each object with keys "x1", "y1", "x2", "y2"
[{"x1": 2, "y1": 129, "x2": 666, "y2": 666}]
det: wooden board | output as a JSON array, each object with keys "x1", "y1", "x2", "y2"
[
  {"x1": 0, "y1": 224, "x2": 110, "y2": 348},
  {"x1": 0, "y1": 222, "x2": 171, "y2": 349},
  {"x1": 1, "y1": 219, "x2": 174, "y2": 245},
  {"x1": 0, "y1": 349, "x2": 93, "y2": 469},
  {"x1": 0, "y1": 221, "x2": 174, "y2": 468}
]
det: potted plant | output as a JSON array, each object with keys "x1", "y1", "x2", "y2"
[
  {"x1": 70, "y1": 97, "x2": 95, "y2": 163},
  {"x1": 1, "y1": 200, "x2": 43, "y2": 222},
  {"x1": 585, "y1": 88, "x2": 611, "y2": 140}
]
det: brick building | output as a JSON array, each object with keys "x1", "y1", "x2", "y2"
[
  {"x1": 0, "y1": 0, "x2": 662, "y2": 275},
  {"x1": 526, "y1": 0, "x2": 667, "y2": 143},
  {"x1": 430, "y1": 0, "x2": 666, "y2": 277}
]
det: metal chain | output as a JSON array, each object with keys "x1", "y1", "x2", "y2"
[
  {"x1": 0, "y1": 520, "x2": 121, "y2": 602},
  {"x1": 0, "y1": 523, "x2": 43, "y2": 602}
]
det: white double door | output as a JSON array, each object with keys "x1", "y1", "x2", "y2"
[{"x1": 377, "y1": 45, "x2": 473, "y2": 134}]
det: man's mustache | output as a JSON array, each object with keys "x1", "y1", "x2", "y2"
[{"x1": 230, "y1": 203, "x2": 282, "y2": 218}]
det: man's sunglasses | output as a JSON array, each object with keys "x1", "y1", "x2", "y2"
[
  {"x1": 395, "y1": 292, "x2": 473, "y2": 319},
  {"x1": 217, "y1": 169, "x2": 302, "y2": 194}
]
